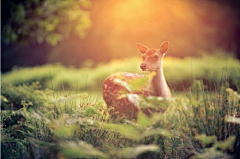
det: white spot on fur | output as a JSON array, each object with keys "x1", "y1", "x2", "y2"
[{"x1": 104, "y1": 84, "x2": 108, "y2": 89}]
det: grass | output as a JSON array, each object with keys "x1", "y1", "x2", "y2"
[
  {"x1": 1, "y1": 80, "x2": 239, "y2": 158},
  {"x1": 1, "y1": 55, "x2": 240, "y2": 158},
  {"x1": 2, "y1": 54, "x2": 240, "y2": 91}
]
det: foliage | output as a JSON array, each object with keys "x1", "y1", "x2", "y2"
[
  {"x1": 1, "y1": 83, "x2": 53, "y2": 158},
  {"x1": 1, "y1": 56, "x2": 240, "y2": 158},
  {"x1": 169, "y1": 80, "x2": 240, "y2": 140},
  {"x1": 2, "y1": 55, "x2": 240, "y2": 92},
  {"x1": 2, "y1": 0, "x2": 91, "y2": 45},
  {"x1": 1, "y1": 82, "x2": 48, "y2": 110},
  {"x1": 59, "y1": 140, "x2": 108, "y2": 159},
  {"x1": 192, "y1": 135, "x2": 235, "y2": 159}
]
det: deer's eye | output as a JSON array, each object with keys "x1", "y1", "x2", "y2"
[{"x1": 154, "y1": 54, "x2": 159, "y2": 59}]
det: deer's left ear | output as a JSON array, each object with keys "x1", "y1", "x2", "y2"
[
  {"x1": 136, "y1": 43, "x2": 148, "y2": 54},
  {"x1": 160, "y1": 41, "x2": 169, "y2": 54}
]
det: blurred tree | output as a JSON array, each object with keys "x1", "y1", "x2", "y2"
[
  {"x1": 193, "y1": 0, "x2": 240, "y2": 60},
  {"x1": 2, "y1": 0, "x2": 239, "y2": 72},
  {"x1": 217, "y1": 0, "x2": 240, "y2": 60},
  {"x1": 2, "y1": 0, "x2": 91, "y2": 46}
]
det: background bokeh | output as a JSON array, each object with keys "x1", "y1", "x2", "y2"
[{"x1": 2, "y1": 0, "x2": 240, "y2": 72}]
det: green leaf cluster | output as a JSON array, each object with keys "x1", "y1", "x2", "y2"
[{"x1": 2, "y1": 0, "x2": 91, "y2": 45}]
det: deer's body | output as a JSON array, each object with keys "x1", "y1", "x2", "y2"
[
  {"x1": 102, "y1": 42, "x2": 171, "y2": 119},
  {"x1": 103, "y1": 73, "x2": 145, "y2": 118}
]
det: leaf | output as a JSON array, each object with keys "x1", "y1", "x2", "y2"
[
  {"x1": 142, "y1": 128, "x2": 172, "y2": 138},
  {"x1": 127, "y1": 94, "x2": 170, "y2": 110},
  {"x1": 113, "y1": 73, "x2": 148, "y2": 92},
  {"x1": 114, "y1": 144, "x2": 159, "y2": 159},
  {"x1": 46, "y1": 33, "x2": 63, "y2": 46},
  {"x1": 1, "y1": 95, "x2": 8, "y2": 102},
  {"x1": 15, "y1": 4, "x2": 26, "y2": 21},
  {"x1": 214, "y1": 136, "x2": 236, "y2": 151},
  {"x1": 128, "y1": 76, "x2": 149, "y2": 92},
  {"x1": 60, "y1": 140, "x2": 108, "y2": 159},
  {"x1": 99, "y1": 122, "x2": 141, "y2": 140},
  {"x1": 195, "y1": 134, "x2": 217, "y2": 148},
  {"x1": 137, "y1": 111, "x2": 152, "y2": 127},
  {"x1": 99, "y1": 122, "x2": 171, "y2": 141},
  {"x1": 26, "y1": 137, "x2": 56, "y2": 148},
  {"x1": 55, "y1": 125, "x2": 77, "y2": 138},
  {"x1": 192, "y1": 148, "x2": 232, "y2": 159},
  {"x1": 144, "y1": 96, "x2": 170, "y2": 110},
  {"x1": 126, "y1": 94, "x2": 141, "y2": 108},
  {"x1": 113, "y1": 78, "x2": 131, "y2": 92}
]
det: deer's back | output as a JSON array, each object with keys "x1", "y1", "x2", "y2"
[{"x1": 102, "y1": 72, "x2": 147, "y2": 118}]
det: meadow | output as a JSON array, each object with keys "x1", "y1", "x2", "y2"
[{"x1": 1, "y1": 54, "x2": 240, "y2": 159}]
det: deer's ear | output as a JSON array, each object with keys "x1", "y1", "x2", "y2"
[
  {"x1": 136, "y1": 43, "x2": 148, "y2": 54},
  {"x1": 160, "y1": 41, "x2": 169, "y2": 54}
]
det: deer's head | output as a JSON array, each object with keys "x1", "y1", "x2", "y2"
[{"x1": 136, "y1": 41, "x2": 169, "y2": 71}]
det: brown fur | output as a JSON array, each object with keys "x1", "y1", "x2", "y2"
[{"x1": 102, "y1": 42, "x2": 171, "y2": 119}]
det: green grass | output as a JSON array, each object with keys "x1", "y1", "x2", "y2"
[
  {"x1": 2, "y1": 54, "x2": 240, "y2": 91},
  {"x1": 1, "y1": 79, "x2": 239, "y2": 158},
  {"x1": 1, "y1": 55, "x2": 240, "y2": 158}
]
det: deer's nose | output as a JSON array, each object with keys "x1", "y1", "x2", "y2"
[{"x1": 140, "y1": 63, "x2": 146, "y2": 69}]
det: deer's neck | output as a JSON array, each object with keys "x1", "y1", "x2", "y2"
[{"x1": 149, "y1": 63, "x2": 171, "y2": 97}]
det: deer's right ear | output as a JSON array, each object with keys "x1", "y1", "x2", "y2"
[
  {"x1": 136, "y1": 43, "x2": 148, "y2": 54},
  {"x1": 160, "y1": 41, "x2": 169, "y2": 54}
]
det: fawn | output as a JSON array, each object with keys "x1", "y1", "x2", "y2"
[{"x1": 102, "y1": 41, "x2": 171, "y2": 119}]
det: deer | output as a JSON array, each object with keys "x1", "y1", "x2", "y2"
[{"x1": 102, "y1": 41, "x2": 171, "y2": 119}]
